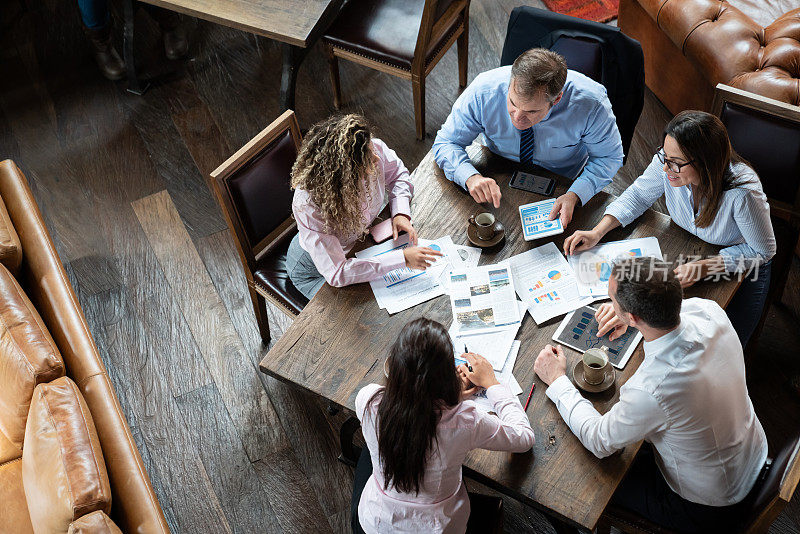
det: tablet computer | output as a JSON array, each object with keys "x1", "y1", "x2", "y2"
[
  {"x1": 519, "y1": 199, "x2": 563, "y2": 241},
  {"x1": 552, "y1": 305, "x2": 642, "y2": 369}
]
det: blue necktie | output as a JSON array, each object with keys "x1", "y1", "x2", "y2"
[{"x1": 519, "y1": 127, "x2": 535, "y2": 167}]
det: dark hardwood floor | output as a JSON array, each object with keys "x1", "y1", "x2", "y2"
[{"x1": 1, "y1": 0, "x2": 798, "y2": 532}]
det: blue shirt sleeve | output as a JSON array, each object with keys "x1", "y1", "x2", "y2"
[
  {"x1": 604, "y1": 154, "x2": 664, "y2": 226},
  {"x1": 568, "y1": 99, "x2": 624, "y2": 205},
  {"x1": 719, "y1": 188, "x2": 776, "y2": 273},
  {"x1": 432, "y1": 86, "x2": 486, "y2": 189}
]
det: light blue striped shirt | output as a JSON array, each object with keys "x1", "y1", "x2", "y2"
[
  {"x1": 432, "y1": 66, "x2": 624, "y2": 205},
  {"x1": 605, "y1": 154, "x2": 776, "y2": 272}
]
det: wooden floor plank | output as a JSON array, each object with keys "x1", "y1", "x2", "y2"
[
  {"x1": 132, "y1": 190, "x2": 289, "y2": 461},
  {"x1": 253, "y1": 449, "x2": 335, "y2": 534},
  {"x1": 175, "y1": 383, "x2": 284, "y2": 534}
]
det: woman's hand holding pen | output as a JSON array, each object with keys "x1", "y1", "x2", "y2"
[{"x1": 458, "y1": 353, "x2": 500, "y2": 390}]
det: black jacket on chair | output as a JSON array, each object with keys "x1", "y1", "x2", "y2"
[{"x1": 500, "y1": 6, "x2": 644, "y2": 164}]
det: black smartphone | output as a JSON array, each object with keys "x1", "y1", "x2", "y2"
[{"x1": 510, "y1": 170, "x2": 556, "y2": 195}]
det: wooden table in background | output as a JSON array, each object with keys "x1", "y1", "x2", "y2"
[
  {"x1": 259, "y1": 146, "x2": 739, "y2": 530},
  {"x1": 124, "y1": 0, "x2": 343, "y2": 106}
]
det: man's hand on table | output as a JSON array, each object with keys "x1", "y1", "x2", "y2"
[
  {"x1": 533, "y1": 344, "x2": 567, "y2": 386},
  {"x1": 549, "y1": 191, "x2": 580, "y2": 228},
  {"x1": 465, "y1": 174, "x2": 501, "y2": 208}
]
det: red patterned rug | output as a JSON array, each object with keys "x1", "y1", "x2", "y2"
[{"x1": 543, "y1": 0, "x2": 620, "y2": 23}]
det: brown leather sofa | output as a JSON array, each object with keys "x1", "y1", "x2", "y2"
[
  {"x1": 0, "y1": 160, "x2": 169, "y2": 533},
  {"x1": 619, "y1": 0, "x2": 800, "y2": 114}
]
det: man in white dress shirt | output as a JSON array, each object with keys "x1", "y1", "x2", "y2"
[{"x1": 534, "y1": 256, "x2": 767, "y2": 532}]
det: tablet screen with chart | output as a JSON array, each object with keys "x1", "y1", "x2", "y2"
[{"x1": 552, "y1": 305, "x2": 643, "y2": 369}]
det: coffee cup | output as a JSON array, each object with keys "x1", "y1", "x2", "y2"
[
  {"x1": 469, "y1": 212, "x2": 497, "y2": 241},
  {"x1": 582, "y1": 347, "x2": 609, "y2": 385}
]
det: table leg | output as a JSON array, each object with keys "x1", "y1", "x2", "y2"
[
  {"x1": 123, "y1": 0, "x2": 149, "y2": 95},
  {"x1": 337, "y1": 416, "x2": 361, "y2": 467},
  {"x1": 279, "y1": 42, "x2": 309, "y2": 111}
]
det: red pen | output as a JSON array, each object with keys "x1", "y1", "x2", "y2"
[{"x1": 523, "y1": 381, "x2": 536, "y2": 411}]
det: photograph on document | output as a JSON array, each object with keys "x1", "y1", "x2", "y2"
[{"x1": 447, "y1": 262, "x2": 521, "y2": 334}]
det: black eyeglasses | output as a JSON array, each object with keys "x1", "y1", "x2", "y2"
[{"x1": 656, "y1": 147, "x2": 694, "y2": 173}]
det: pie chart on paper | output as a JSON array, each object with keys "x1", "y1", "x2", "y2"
[{"x1": 547, "y1": 270, "x2": 562, "y2": 281}]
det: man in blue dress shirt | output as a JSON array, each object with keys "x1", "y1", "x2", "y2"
[{"x1": 433, "y1": 48, "x2": 624, "y2": 227}]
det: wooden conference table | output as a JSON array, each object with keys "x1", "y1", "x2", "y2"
[
  {"x1": 123, "y1": 0, "x2": 343, "y2": 105},
  {"x1": 259, "y1": 146, "x2": 739, "y2": 530}
]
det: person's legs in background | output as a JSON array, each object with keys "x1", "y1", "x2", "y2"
[
  {"x1": 78, "y1": 0, "x2": 126, "y2": 80},
  {"x1": 726, "y1": 260, "x2": 773, "y2": 349},
  {"x1": 351, "y1": 447, "x2": 371, "y2": 534},
  {"x1": 141, "y1": 5, "x2": 188, "y2": 60}
]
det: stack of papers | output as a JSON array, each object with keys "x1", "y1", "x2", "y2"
[
  {"x1": 568, "y1": 237, "x2": 663, "y2": 298},
  {"x1": 449, "y1": 300, "x2": 527, "y2": 371},
  {"x1": 356, "y1": 234, "x2": 463, "y2": 314},
  {"x1": 509, "y1": 242, "x2": 595, "y2": 324}
]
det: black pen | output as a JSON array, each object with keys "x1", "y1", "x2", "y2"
[{"x1": 463, "y1": 343, "x2": 473, "y2": 372}]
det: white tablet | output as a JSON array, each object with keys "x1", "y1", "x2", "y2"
[{"x1": 519, "y1": 199, "x2": 563, "y2": 241}]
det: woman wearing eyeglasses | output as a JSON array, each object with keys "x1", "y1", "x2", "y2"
[{"x1": 563, "y1": 110, "x2": 776, "y2": 347}]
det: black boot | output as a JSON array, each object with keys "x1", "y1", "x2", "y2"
[
  {"x1": 84, "y1": 24, "x2": 126, "y2": 81},
  {"x1": 148, "y1": 9, "x2": 188, "y2": 59}
]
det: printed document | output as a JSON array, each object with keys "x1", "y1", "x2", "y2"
[
  {"x1": 449, "y1": 300, "x2": 526, "y2": 371},
  {"x1": 447, "y1": 262, "x2": 521, "y2": 335},
  {"x1": 356, "y1": 234, "x2": 460, "y2": 314},
  {"x1": 509, "y1": 242, "x2": 594, "y2": 324},
  {"x1": 568, "y1": 237, "x2": 663, "y2": 298}
]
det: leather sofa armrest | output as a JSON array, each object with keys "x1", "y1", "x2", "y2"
[{"x1": 0, "y1": 160, "x2": 170, "y2": 534}]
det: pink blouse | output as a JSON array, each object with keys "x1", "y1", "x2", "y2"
[
  {"x1": 292, "y1": 138, "x2": 414, "y2": 287},
  {"x1": 355, "y1": 383, "x2": 535, "y2": 534}
]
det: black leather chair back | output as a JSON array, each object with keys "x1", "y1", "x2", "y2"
[
  {"x1": 551, "y1": 36, "x2": 603, "y2": 83},
  {"x1": 500, "y1": 6, "x2": 644, "y2": 163},
  {"x1": 742, "y1": 434, "x2": 800, "y2": 531},
  {"x1": 226, "y1": 130, "x2": 297, "y2": 251},
  {"x1": 719, "y1": 102, "x2": 800, "y2": 206}
]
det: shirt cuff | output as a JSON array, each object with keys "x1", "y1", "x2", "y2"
[
  {"x1": 379, "y1": 249, "x2": 407, "y2": 272},
  {"x1": 454, "y1": 162, "x2": 480, "y2": 190},
  {"x1": 390, "y1": 196, "x2": 412, "y2": 219},
  {"x1": 545, "y1": 375, "x2": 575, "y2": 403},
  {"x1": 567, "y1": 179, "x2": 595, "y2": 206},
  {"x1": 486, "y1": 383, "x2": 515, "y2": 404}
]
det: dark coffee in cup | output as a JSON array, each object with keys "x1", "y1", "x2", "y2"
[{"x1": 469, "y1": 212, "x2": 496, "y2": 241}]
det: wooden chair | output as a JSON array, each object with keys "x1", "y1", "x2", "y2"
[
  {"x1": 210, "y1": 110, "x2": 309, "y2": 344},
  {"x1": 323, "y1": 0, "x2": 470, "y2": 140},
  {"x1": 597, "y1": 433, "x2": 800, "y2": 534},
  {"x1": 711, "y1": 84, "x2": 800, "y2": 350}
]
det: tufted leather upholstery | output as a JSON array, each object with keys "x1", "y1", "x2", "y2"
[
  {"x1": 620, "y1": 0, "x2": 800, "y2": 112},
  {"x1": 323, "y1": 0, "x2": 464, "y2": 71},
  {"x1": 68, "y1": 511, "x2": 123, "y2": 534},
  {"x1": 253, "y1": 230, "x2": 309, "y2": 315},
  {"x1": 22, "y1": 376, "x2": 112, "y2": 533},
  {"x1": 0, "y1": 262, "x2": 64, "y2": 452},
  {"x1": 227, "y1": 130, "x2": 296, "y2": 250}
]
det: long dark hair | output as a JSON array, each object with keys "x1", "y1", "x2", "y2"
[
  {"x1": 663, "y1": 110, "x2": 751, "y2": 228},
  {"x1": 369, "y1": 318, "x2": 462, "y2": 495}
]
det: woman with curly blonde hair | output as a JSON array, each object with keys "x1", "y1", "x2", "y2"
[{"x1": 286, "y1": 114, "x2": 442, "y2": 298}]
